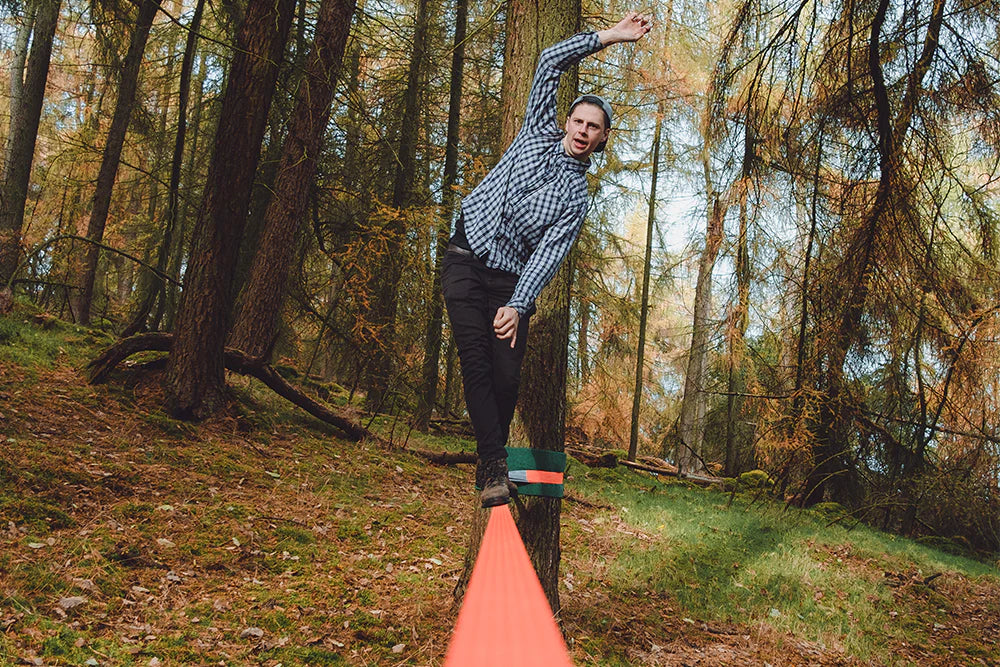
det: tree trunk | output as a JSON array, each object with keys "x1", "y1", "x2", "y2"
[
  {"x1": 165, "y1": 0, "x2": 296, "y2": 418},
  {"x1": 122, "y1": 0, "x2": 206, "y2": 336},
  {"x1": 724, "y1": 118, "x2": 754, "y2": 476},
  {"x1": 363, "y1": 0, "x2": 431, "y2": 411},
  {"x1": 628, "y1": 109, "x2": 663, "y2": 462},
  {"x1": 456, "y1": 0, "x2": 580, "y2": 615},
  {"x1": 804, "y1": 0, "x2": 944, "y2": 506},
  {"x1": 414, "y1": 0, "x2": 468, "y2": 431},
  {"x1": 675, "y1": 187, "x2": 725, "y2": 473},
  {"x1": 0, "y1": 0, "x2": 60, "y2": 287},
  {"x1": 577, "y1": 295, "x2": 590, "y2": 386},
  {"x1": 340, "y1": 1, "x2": 365, "y2": 193},
  {"x1": 5, "y1": 0, "x2": 37, "y2": 178},
  {"x1": 161, "y1": 51, "x2": 209, "y2": 332},
  {"x1": 511, "y1": 0, "x2": 580, "y2": 614},
  {"x1": 228, "y1": 0, "x2": 357, "y2": 359},
  {"x1": 75, "y1": 0, "x2": 162, "y2": 325}
]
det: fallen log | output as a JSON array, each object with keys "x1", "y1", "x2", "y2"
[
  {"x1": 619, "y1": 459, "x2": 725, "y2": 487},
  {"x1": 565, "y1": 447, "x2": 617, "y2": 468},
  {"x1": 409, "y1": 448, "x2": 477, "y2": 465},
  {"x1": 87, "y1": 332, "x2": 372, "y2": 442},
  {"x1": 620, "y1": 459, "x2": 674, "y2": 476},
  {"x1": 428, "y1": 417, "x2": 474, "y2": 436}
]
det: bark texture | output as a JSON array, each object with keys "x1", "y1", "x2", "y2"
[
  {"x1": 0, "y1": 0, "x2": 61, "y2": 286},
  {"x1": 75, "y1": 0, "x2": 162, "y2": 325},
  {"x1": 165, "y1": 0, "x2": 296, "y2": 418},
  {"x1": 228, "y1": 0, "x2": 357, "y2": 359},
  {"x1": 414, "y1": 0, "x2": 468, "y2": 430}
]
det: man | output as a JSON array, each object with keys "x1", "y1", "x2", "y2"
[{"x1": 443, "y1": 12, "x2": 652, "y2": 507}]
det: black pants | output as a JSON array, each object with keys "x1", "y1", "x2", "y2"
[{"x1": 442, "y1": 249, "x2": 530, "y2": 463}]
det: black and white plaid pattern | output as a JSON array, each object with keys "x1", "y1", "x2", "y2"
[{"x1": 460, "y1": 31, "x2": 604, "y2": 315}]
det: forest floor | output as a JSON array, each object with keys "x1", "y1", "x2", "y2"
[{"x1": 1, "y1": 309, "x2": 1000, "y2": 665}]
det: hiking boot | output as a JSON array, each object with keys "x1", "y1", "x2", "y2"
[{"x1": 477, "y1": 457, "x2": 511, "y2": 508}]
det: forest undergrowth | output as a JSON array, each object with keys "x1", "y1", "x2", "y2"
[{"x1": 1, "y1": 305, "x2": 999, "y2": 666}]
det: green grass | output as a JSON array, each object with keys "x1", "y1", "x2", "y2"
[
  {"x1": 0, "y1": 305, "x2": 110, "y2": 371},
  {"x1": 2, "y1": 307, "x2": 998, "y2": 665},
  {"x1": 571, "y1": 464, "x2": 998, "y2": 661}
]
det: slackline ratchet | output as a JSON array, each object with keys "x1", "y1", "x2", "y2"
[{"x1": 443, "y1": 505, "x2": 574, "y2": 666}]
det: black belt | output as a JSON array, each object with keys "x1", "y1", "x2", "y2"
[{"x1": 447, "y1": 243, "x2": 475, "y2": 257}]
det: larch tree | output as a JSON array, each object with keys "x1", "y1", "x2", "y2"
[
  {"x1": 804, "y1": 0, "x2": 947, "y2": 506},
  {"x1": 227, "y1": 0, "x2": 358, "y2": 359},
  {"x1": 0, "y1": 0, "x2": 61, "y2": 301},
  {"x1": 414, "y1": 0, "x2": 469, "y2": 431},
  {"x1": 674, "y1": 109, "x2": 727, "y2": 474},
  {"x1": 5, "y1": 0, "x2": 37, "y2": 172},
  {"x1": 165, "y1": 0, "x2": 296, "y2": 418},
  {"x1": 74, "y1": 0, "x2": 163, "y2": 326},
  {"x1": 362, "y1": 0, "x2": 433, "y2": 412},
  {"x1": 628, "y1": 106, "x2": 663, "y2": 462},
  {"x1": 123, "y1": 0, "x2": 207, "y2": 336}
]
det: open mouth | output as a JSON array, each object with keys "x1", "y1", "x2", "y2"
[{"x1": 573, "y1": 138, "x2": 588, "y2": 151}]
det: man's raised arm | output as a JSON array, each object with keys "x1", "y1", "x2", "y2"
[{"x1": 520, "y1": 12, "x2": 653, "y2": 136}]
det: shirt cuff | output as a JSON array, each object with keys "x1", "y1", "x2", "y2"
[{"x1": 505, "y1": 299, "x2": 533, "y2": 317}]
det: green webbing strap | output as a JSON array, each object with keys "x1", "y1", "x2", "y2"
[{"x1": 504, "y1": 447, "x2": 566, "y2": 498}]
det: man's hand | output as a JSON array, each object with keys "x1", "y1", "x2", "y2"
[
  {"x1": 493, "y1": 306, "x2": 520, "y2": 349},
  {"x1": 598, "y1": 11, "x2": 653, "y2": 45}
]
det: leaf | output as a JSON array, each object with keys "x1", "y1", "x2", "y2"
[{"x1": 58, "y1": 596, "x2": 87, "y2": 610}]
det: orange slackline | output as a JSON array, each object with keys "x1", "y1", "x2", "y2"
[{"x1": 444, "y1": 505, "x2": 574, "y2": 667}]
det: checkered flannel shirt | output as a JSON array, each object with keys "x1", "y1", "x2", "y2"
[{"x1": 459, "y1": 31, "x2": 605, "y2": 315}]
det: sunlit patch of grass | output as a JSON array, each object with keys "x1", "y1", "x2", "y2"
[
  {"x1": 569, "y1": 463, "x2": 1000, "y2": 663},
  {"x1": 0, "y1": 315, "x2": 69, "y2": 370},
  {"x1": 0, "y1": 304, "x2": 110, "y2": 371}
]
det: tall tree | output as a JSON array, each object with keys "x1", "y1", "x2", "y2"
[
  {"x1": 628, "y1": 107, "x2": 663, "y2": 462},
  {"x1": 723, "y1": 113, "x2": 755, "y2": 476},
  {"x1": 228, "y1": 0, "x2": 358, "y2": 359},
  {"x1": 804, "y1": 0, "x2": 946, "y2": 505},
  {"x1": 507, "y1": 0, "x2": 581, "y2": 612},
  {"x1": 0, "y1": 0, "x2": 61, "y2": 296},
  {"x1": 124, "y1": 0, "x2": 206, "y2": 336},
  {"x1": 165, "y1": 0, "x2": 297, "y2": 418},
  {"x1": 454, "y1": 0, "x2": 583, "y2": 614},
  {"x1": 362, "y1": 0, "x2": 432, "y2": 411},
  {"x1": 74, "y1": 0, "x2": 163, "y2": 325},
  {"x1": 414, "y1": 0, "x2": 469, "y2": 431},
  {"x1": 5, "y1": 0, "x2": 37, "y2": 174},
  {"x1": 675, "y1": 116, "x2": 727, "y2": 474}
]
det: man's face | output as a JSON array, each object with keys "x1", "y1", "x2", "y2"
[{"x1": 562, "y1": 103, "x2": 610, "y2": 160}]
